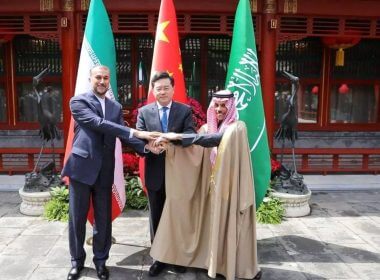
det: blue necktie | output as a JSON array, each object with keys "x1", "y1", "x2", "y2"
[{"x1": 161, "y1": 107, "x2": 168, "y2": 132}]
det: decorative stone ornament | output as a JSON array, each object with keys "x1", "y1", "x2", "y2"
[
  {"x1": 19, "y1": 187, "x2": 51, "y2": 216},
  {"x1": 272, "y1": 186, "x2": 312, "y2": 217}
]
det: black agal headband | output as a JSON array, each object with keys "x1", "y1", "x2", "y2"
[{"x1": 211, "y1": 92, "x2": 234, "y2": 98}]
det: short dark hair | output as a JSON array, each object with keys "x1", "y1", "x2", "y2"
[{"x1": 151, "y1": 71, "x2": 174, "y2": 88}]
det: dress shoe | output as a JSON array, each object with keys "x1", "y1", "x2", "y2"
[
  {"x1": 253, "y1": 270, "x2": 262, "y2": 279},
  {"x1": 95, "y1": 264, "x2": 109, "y2": 280},
  {"x1": 67, "y1": 266, "x2": 83, "y2": 280},
  {"x1": 149, "y1": 261, "x2": 166, "y2": 277},
  {"x1": 172, "y1": 264, "x2": 186, "y2": 273}
]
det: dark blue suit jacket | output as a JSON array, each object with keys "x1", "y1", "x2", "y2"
[
  {"x1": 136, "y1": 101, "x2": 195, "y2": 191},
  {"x1": 62, "y1": 92, "x2": 146, "y2": 186}
]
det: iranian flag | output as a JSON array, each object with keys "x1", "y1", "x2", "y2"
[
  {"x1": 225, "y1": 0, "x2": 271, "y2": 207},
  {"x1": 63, "y1": 0, "x2": 125, "y2": 223},
  {"x1": 139, "y1": 0, "x2": 187, "y2": 189}
]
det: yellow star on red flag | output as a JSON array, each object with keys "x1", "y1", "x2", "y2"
[{"x1": 157, "y1": 20, "x2": 170, "y2": 43}]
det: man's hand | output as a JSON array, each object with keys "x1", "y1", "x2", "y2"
[
  {"x1": 153, "y1": 137, "x2": 170, "y2": 151},
  {"x1": 134, "y1": 130, "x2": 161, "y2": 141},
  {"x1": 160, "y1": 132, "x2": 182, "y2": 141},
  {"x1": 145, "y1": 140, "x2": 165, "y2": 155}
]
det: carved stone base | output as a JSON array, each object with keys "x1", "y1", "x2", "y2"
[
  {"x1": 272, "y1": 187, "x2": 312, "y2": 218},
  {"x1": 19, "y1": 187, "x2": 51, "y2": 216}
]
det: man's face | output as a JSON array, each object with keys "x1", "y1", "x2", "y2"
[
  {"x1": 153, "y1": 78, "x2": 174, "y2": 106},
  {"x1": 90, "y1": 67, "x2": 110, "y2": 98},
  {"x1": 213, "y1": 100, "x2": 228, "y2": 121}
]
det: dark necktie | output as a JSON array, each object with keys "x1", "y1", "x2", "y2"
[{"x1": 161, "y1": 107, "x2": 168, "y2": 132}]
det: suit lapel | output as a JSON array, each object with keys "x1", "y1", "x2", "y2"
[
  {"x1": 89, "y1": 93, "x2": 104, "y2": 118},
  {"x1": 150, "y1": 103, "x2": 163, "y2": 132},
  {"x1": 167, "y1": 102, "x2": 177, "y2": 131},
  {"x1": 104, "y1": 98, "x2": 112, "y2": 120}
]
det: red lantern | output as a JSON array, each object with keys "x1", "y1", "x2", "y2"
[
  {"x1": 338, "y1": 84, "x2": 349, "y2": 94},
  {"x1": 322, "y1": 36, "x2": 360, "y2": 66},
  {"x1": 311, "y1": 86, "x2": 319, "y2": 95}
]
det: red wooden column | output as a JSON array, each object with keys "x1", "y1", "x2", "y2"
[
  {"x1": 60, "y1": 0, "x2": 78, "y2": 147},
  {"x1": 260, "y1": 0, "x2": 277, "y2": 149}
]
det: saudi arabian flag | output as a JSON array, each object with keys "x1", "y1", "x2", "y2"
[
  {"x1": 225, "y1": 0, "x2": 271, "y2": 208},
  {"x1": 64, "y1": 0, "x2": 125, "y2": 223}
]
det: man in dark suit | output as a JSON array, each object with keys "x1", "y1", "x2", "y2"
[
  {"x1": 62, "y1": 65, "x2": 157, "y2": 280},
  {"x1": 136, "y1": 71, "x2": 195, "y2": 276}
]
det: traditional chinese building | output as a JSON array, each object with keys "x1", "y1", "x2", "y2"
[{"x1": 0, "y1": 0, "x2": 379, "y2": 174}]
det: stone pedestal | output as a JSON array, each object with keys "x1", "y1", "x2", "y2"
[
  {"x1": 19, "y1": 187, "x2": 51, "y2": 216},
  {"x1": 272, "y1": 187, "x2": 312, "y2": 218}
]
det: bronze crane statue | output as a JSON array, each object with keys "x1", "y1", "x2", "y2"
[
  {"x1": 275, "y1": 70, "x2": 299, "y2": 175},
  {"x1": 32, "y1": 66, "x2": 61, "y2": 173}
]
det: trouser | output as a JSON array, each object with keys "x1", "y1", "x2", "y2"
[
  {"x1": 147, "y1": 184, "x2": 166, "y2": 243},
  {"x1": 68, "y1": 174, "x2": 112, "y2": 268}
]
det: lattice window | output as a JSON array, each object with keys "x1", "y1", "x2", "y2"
[
  {"x1": 13, "y1": 35, "x2": 62, "y2": 123},
  {"x1": 331, "y1": 40, "x2": 380, "y2": 79},
  {"x1": 136, "y1": 36, "x2": 154, "y2": 104},
  {"x1": 275, "y1": 38, "x2": 322, "y2": 124},
  {"x1": 14, "y1": 35, "x2": 61, "y2": 76},
  {"x1": 329, "y1": 40, "x2": 380, "y2": 124},
  {"x1": 207, "y1": 36, "x2": 231, "y2": 102},
  {"x1": 115, "y1": 35, "x2": 132, "y2": 107},
  {"x1": 276, "y1": 37, "x2": 323, "y2": 78},
  {"x1": 181, "y1": 37, "x2": 201, "y2": 101}
]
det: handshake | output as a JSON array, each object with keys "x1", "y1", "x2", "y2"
[{"x1": 134, "y1": 131, "x2": 184, "y2": 155}]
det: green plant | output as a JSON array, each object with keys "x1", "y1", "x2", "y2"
[
  {"x1": 256, "y1": 191, "x2": 285, "y2": 224},
  {"x1": 44, "y1": 186, "x2": 69, "y2": 222},
  {"x1": 125, "y1": 176, "x2": 148, "y2": 210}
]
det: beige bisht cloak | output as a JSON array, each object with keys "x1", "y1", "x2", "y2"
[{"x1": 150, "y1": 121, "x2": 258, "y2": 280}]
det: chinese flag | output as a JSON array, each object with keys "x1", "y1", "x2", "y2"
[
  {"x1": 140, "y1": 0, "x2": 188, "y2": 191},
  {"x1": 147, "y1": 0, "x2": 187, "y2": 104}
]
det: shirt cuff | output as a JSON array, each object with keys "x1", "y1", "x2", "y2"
[{"x1": 130, "y1": 128, "x2": 135, "y2": 138}]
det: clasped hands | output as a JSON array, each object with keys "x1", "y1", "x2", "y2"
[{"x1": 134, "y1": 131, "x2": 181, "y2": 155}]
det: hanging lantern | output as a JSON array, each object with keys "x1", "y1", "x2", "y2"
[
  {"x1": 338, "y1": 83, "x2": 349, "y2": 94},
  {"x1": 311, "y1": 86, "x2": 319, "y2": 95},
  {"x1": 322, "y1": 36, "x2": 360, "y2": 67}
]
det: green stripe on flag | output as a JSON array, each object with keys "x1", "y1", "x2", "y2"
[
  {"x1": 225, "y1": 0, "x2": 271, "y2": 208},
  {"x1": 85, "y1": 0, "x2": 117, "y2": 100}
]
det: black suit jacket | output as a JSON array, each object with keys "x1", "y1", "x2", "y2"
[
  {"x1": 181, "y1": 132, "x2": 224, "y2": 148},
  {"x1": 136, "y1": 101, "x2": 195, "y2": 191},
  {"x1": 62, "y1": 92, "x2": 146, "y2": 186}
]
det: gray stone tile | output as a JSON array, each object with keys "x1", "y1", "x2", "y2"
[
  {"x1": 22, "y1": 220, "x2": 67, "y2": 236},
  {"x1": 0, "y1": 227, "x2": 23, "y2": 238},
  {"x1": 39, "y1": 244, "x2": 71, "y2": 267},
  {"x1": 346, "y1": 263, "x2": 380, "y2": 280},
  {"x1": 277, "y1": 235, "x2": 343, "y2": 263},
  {"x1": 327, "y1": 242, "x2": 380, "y2": 263},
  {"x1": 296, "y1": 262, "x2": 360, "y2": 279},
  {"x1": 2, "y1": 235, "x2": 58, "y2": 256},
  {"x1": 28, "y1": 267, "x2": 69, "y2": 280},
  {"x1": 338, "y1": 218, "x2": 380, "y2": 237},
  {"x1": 0, "y1": 216, "x2": 36, "y2": 228},
  {"x1": 0, "y1": 255, "x2": 39, "y2": 280},
  {"x1": 308, "y1": 226, "x2": 365, "y2": 244}
]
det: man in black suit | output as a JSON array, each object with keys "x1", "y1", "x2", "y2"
[
  {"x1": 136, "y1": 71, "x2": 195, "y2": 276},
  {"x1": 62, "y1": 65, "x2": 157, "y2": 280}
]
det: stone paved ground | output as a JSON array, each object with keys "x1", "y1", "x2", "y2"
[{"x1": 1, "y1": 190, "x2": 380, "y2": 280}]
